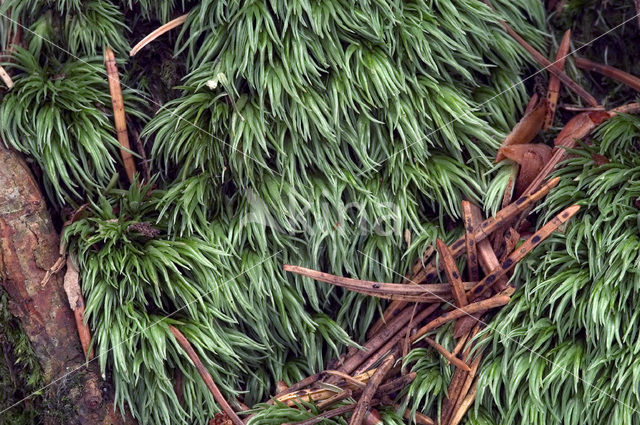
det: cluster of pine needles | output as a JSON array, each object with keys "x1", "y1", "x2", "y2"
[{"x1": 1, "y1": 0, "x2": 640, "y2": 425}]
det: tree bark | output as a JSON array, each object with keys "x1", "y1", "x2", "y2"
[{"x1": 0, "y1": 144, "x2": 133, "y2": 424}]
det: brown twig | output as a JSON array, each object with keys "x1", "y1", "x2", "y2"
[
  {"x1": 62, "y1": 257, "x2": 93, "y2": 359},
  {"x1": 0, "y1": 64, "x2": 13, "y2": 89},
  {"x1": 368, "y1": 247, "x2": 435, "y2": 339},
  {"x1": 424, "y1": 337, "x2": 470, "y2": 372},
  {"x1": 436, "y1": 239, "x2": 468, "y2": 308},
  {"x1": 283, "y1": 264, "x2": 475, "y2": 302},
  {"x1": 575, "y1": 56, "x2": 640, "y2": 93},
  {"x1": 275, "y1": 373, "x2": 322, "y2": 398},
  {"x1": 325, "y1": 370, "x2": 367, "y2": 388},
  {"x1": 130, "y1": 14, "x2": 189, "y2": 56},
  {"x1": 411, "y1": 295, "x2": 511, "y2": 343},
  {"x1": 374, "y1": 178, "x2": 559, "y2": 338},
  {"x1": 352, "y1": 304, "x2": 440, "y2": 376},
  {"x1": 169, "y1": 325, "x2": 244, "y2": 425},
  {"x1": 402, "y1": 409, "x2": 435, "y2": 425},
  {"x1": 467, "y1": 205, "x2": 580, "y2": 300},
  {"x1": 414, "y1": 176, "x2": 561, "y2": 283},
  {"x1": 316, "y1": 389, "x2": 353, "y2": 410},
  {"x1": 104, "y1": 47, "x2": 137, "y2": 184},
  {"x1": 448, "y1": 379, "x2": 478, "y2": 425},
  {"x1": 278, "y1": 370, "x2": 376, "y2": 405},
  {"x1": 350, "y1": 355, "x2": 395, "y2": 425},
  {"x1": 545, "y1": 30, "x2": 571, "y2": 129},
  {"x1": 461, "y1": 201, "x2": 479, "y2": 282},
  {"x1": 482, "y1": 1, "x2": 598, "y2": 106},
  {"x1": 129, "y1": 125, "x2": 151, "y2": 182}
]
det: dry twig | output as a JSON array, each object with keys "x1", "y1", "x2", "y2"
[
  {"x1": 545, "y1": 30, "x2": 571, "y2": 129},
  {"x1": 104, "y1": 47, "x2": 137, "y2": 183},
  {"x1": 130, "y1": 14, "x2": 189, "y2": 56},
  {"x1": 350, "y1": 355, "x2": 395, "y2": 425},
  {"x1": 169, "y1": 326, "x2": 244, "y2": 425},
  {"x1": 0, "y1": 64, "x2": 13, "y2": 89},
  {"x1": 575, "y1": 56, "x2": 640, "y2": 92}
]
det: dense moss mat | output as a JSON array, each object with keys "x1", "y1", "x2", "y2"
[
  {"x1": 0, "y1": 290, "x2": 43, "y2": 425},
  {"x1": 1, "y1": 0, "x2": 638, "y2": 424}
]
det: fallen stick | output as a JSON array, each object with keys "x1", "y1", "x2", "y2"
[
  {"x1": 278, "y1": 370, "x2": 376, "y2": 405},
  {"x1": 0, "y1": 64, "x2": 13, "y2": 89},
  {"x1": 575, "y1": 57, "x2": 640, "y2": 93},
  {"x1": 169, "y1": 325, "x2": 244, "y2": 425},
  {"x1": 424, "y1": 337, "x2": 470, "y2": 372},
  {"x1": 326, "y1": 370, "x2": 367, "y2": 388},
  {"x1": 350, "y1": 356, "x2": 395, "y2": 425},
  {"x1": 368, "y1": 247, "x2": 436, "y2": 339},
  {"x1": 130, "y1": 13, "x2": 189, "y2": 56},
  {"x1": 402, "y1": 409, "x2": 435, "y2": 425},
  {"x1": 482, "y1": 1, "x2": 598, "y2": 106},
  {"x1": 316, "y1": 389, "x2": 353, "y2": 410},
  {"x1": 461, "y1": 201, "x2": 479, "y2": 282},
  {"x1": 413, "y1": 176, "x2": 561, "y2": 283},
  {"x1": 436, "y1": 239, "x2": 468, "y2": 307},
  {"x1": 353, "y1": 304, "x2": 440, "y2": 376},
  {"x1": 441, "y1": 325, "x2": 481, "y2": 425},
  {"x1": 448, "y1": 379, "x2": 478, "y2": 425},
  {"x1": 275, "y1": 373, "x2": 322, "y2": 398},
  {"x1": 63, "y1": 257, "x2": 93, "y2": 359},
  {"x1": 283, "y1": 264, "x2": 475, "y2": 302},
  {"x1": 374, "y1": 178, "x2": 560, "y2": 337},
  {"x1": 448, "y1": 357, "x2": 482, "y2": 425},
  {"x1": 454, "y1": 204, "x2": 501, "y2": 337},
  {"x1": 545, "y1": 30, "x2": 571, "y2": 129},
  {"x1": 467, "y1": 205, "x2": 581, "y2": 301},
  {"x1": 411, "y1": 295, "x2": 511, "y2": 343},
  {"x1": 104, "y1": 47, "x2": 137, "y2": 184}
]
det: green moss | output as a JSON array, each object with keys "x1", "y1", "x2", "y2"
[{"x1": 0, "y1": 290, "x2": 43, "y2": 425}]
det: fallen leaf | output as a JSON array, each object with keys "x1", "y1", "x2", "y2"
[
  {"x1": 498, "y1": 144, "x2": 553, "y2": 196},
  {"x1": 495, "y1": 98, "x2": 548, "y2": 162}
]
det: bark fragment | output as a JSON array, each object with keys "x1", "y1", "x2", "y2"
[{"x1": 0, "y1": 144, "x2": 134, "y2": 424}]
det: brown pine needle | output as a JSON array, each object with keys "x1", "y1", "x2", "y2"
[
  {"x1": 482, "y1": 0, "x2": 598, "y2": 106},
  {"x1": 402, "y1": 409, "x2": 435, "y2": 425},
  {"x1": 350, "y1": 355, "x2": 395, "y2": 425},
  {"x1": 416, "y1": 176, "x2": 561, "y2": 283},
  {"x1": 277, "y1": 370, "x2": 376, "y2": 405},
  {"x1": 411, "y1": 295, "x2": 511, "y2": 343},
  {"x1": 448, "y1": 379, "x2": 478, "y2": 425},
  {"x1": 317, "y1": 389, "x2": 354, "y2": 410},
  {"x1": 437, "y1": 239, "x2": 468, "y2": 307},
  {"x1": 424, "y1": 337, "x2": 471, "y2": 372},
  {"x1": 169, "y1": 326, "x2": 244, "y2": 425},
  {"x1": 104, "y1": 47, "x2": 137, "y2": 184},
  {"x1": 352, "y1": 304, "x2": 441, "y2": 377},
  {"x1": 467, "y1": 205, "x2": 580, "y2": 300},
  {"x1": 63, "y1": 257, "x2": 93, "y2": 359},
  {"x1": 130, "y1": 14, "x2": 189, "y2": 56},
  {"x1": 375, "y1": 178, "x2": 560, "y2": 336},
  {"x1": 461, "y1": 201, "x2": 479, "y2": 282},
  {"x1": 283, "y1": 264, "x2": 475, "y2": 302},
  {"x1": 545, "y1": 30, "x2": 571, "y2": 129},
  {"x1": 575, "y1": 57, "x2": 640, "y2": 93},
  {"x1": 0, "y1": 64, "x2": 14, "y2": 89},
  {"x1": 325, "y1": 371, "x2": 367, "y2": 388}
]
